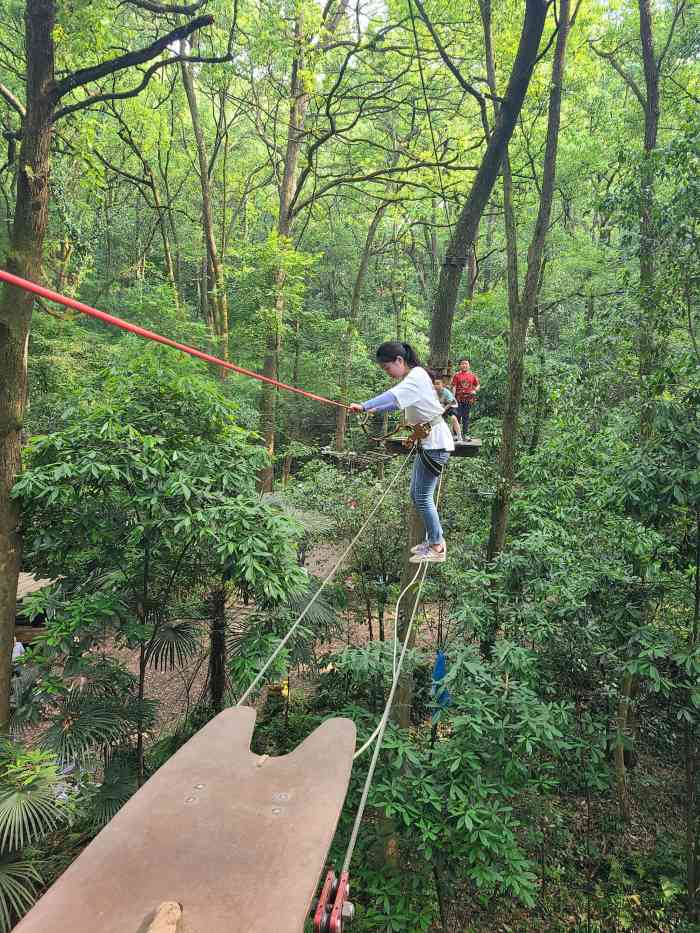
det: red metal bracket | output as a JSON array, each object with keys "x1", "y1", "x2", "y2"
[
  {"x1": 329, "y1": 870, "x2": 351, "y2": 933},
  {"x1": 313, "y1": 870, "x2": 336, "y2": 933},
  {"x1": 313, "y1": 869, "x2": 354, "y2": 932}
]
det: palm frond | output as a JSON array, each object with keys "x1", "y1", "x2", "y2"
[
  {"x1": 9, "y1": 670, "x2": 43, "y2": 737},
  {"x1": 0, "y1": 786, "x2": 63, "y2": 854},
  {"x1": 145, "y1": 621, "x2": 201, "y2": 671},
  {"x1": 0, "y1": 853, "x2": 43, "y2": 932},
  {"x1": 71, "y1": 658, "x2": 137, "y2": 697},
  {"x1": 123, "y1": 696, "x2": 159, "y2": 733},
  {"x1": 262, "y1": 493, "x2": 333, "y2": 536},
  {"x1": 279, "y1": 579, "x2": 339, "y2": 633},
  {"x1": 41, "y1": 695, "x2": 132, "y2": 765},
  {"x1": 88, "y1": 756, "x2": 137, "y2": 830}
]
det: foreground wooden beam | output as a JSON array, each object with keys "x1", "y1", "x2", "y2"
[{"x1": 16, "y1": 708, "x2": 356, "y2": 933}]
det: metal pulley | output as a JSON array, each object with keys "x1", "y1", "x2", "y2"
[{"x1": 313, "y1": 869, "x2": 354, "y2": 932}]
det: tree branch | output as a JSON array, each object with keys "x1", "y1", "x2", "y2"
[
  {"x1": 534, "y1": 19, "x2": 560, "y2": 65},
  {"x1": 93, "y1": 149, "x2": 150, "y2": 190},
  {"x1": 53, "y1": 58, "x2": 176, "y2": 122},
  {"x1": 51, "y1": 14, "x2": 214, "y2": 104},
  {"x1": 657, "y1": 0, "x2": 687, "y2": 71},
  {"x1": 667, "y1": 73, "x2": 700, "y2": 104},
  {"x1": 589, "y1": 40, "x2": 646, "y2": 107},
  {"x1": 411, "y1": 0, "x2": 492, "y2": 136},
  {"x1": 292, "y1": 157, "x2": 475, "y2": 216},
  {"x1": 119, "y1": 0, "x2": 207, "y2": 13},
  {"x1": 0, "y1": 82, "x2": 25, "y2": 119}
]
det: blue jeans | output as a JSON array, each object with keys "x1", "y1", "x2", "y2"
[
  {"x1": 456, "y1": 399, "x2": 472, "y2": 435},
  {"x1": 410, "y1": 450, "x2": 450, "y2": 545}
]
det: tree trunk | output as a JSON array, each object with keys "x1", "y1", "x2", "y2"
[
  {"x1": 428, "y1": 0, "x2": 549, "y2": 370},
  {"x1": 392, "y1": 507, "x2": 424, "y2": 729},
  {"x1": 615, "y1": 0, "x2": 662, "y2": 817},
  {"x1": 181, "y1": 61, "x2": 229, "y2": 363},
  {"x1": 466, "y1": 244, "x2": 477, "y2": 299},
  {"x1": 487, "y1": 0, "x2": 571, "y2": 561},
  {"x1": 637, "y1": 0, "x2": 660, "y2": 439},
  {"x1": 335, "y1": 203, "x2": 389, "y2": 450},
  {"x1": 135, "y1": 644, "x2": 149, "y2": 786},
  {"x1": 282, "y1": 317, "x2": 302, "y2": 483},
  {"x1": 259, "y1": 13, "x2": 311, "y2": 492},
  {"x1": 148, "y1": 168, "x2": 182, "y2": 316},
  {"x1": 479, "y1": 207, "x2": 496, "y2": 293},
  {"x1": 529, "y1": 305, "x2": 547, "y2": 454},
  {"x1": 0, "y1": 0, "x2": 55, "y2": 729},
  {"x1": 55, "y1": 235, "x2": 73, "y2": 292},
  {"x1": 614, "y1": 670, "x2": 634, "y2": 822},
  {"x1": 487, "y1": 308, "x2": 529, "y2": 559},
  {"x1": 209, "y1": 585, "x2": 226, "y2": 713}
]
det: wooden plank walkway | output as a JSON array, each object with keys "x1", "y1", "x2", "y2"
[{"x1": 16, "y1": 708, "x2": 356, "y2": 933}]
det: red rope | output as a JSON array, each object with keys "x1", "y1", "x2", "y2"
[{"x1": 0, "y1": 268, "x2": 349, "y2": 410}]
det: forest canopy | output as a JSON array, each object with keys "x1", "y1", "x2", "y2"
[{"x1": 0, "y1": 0, "x2": 699, "y2": 929}]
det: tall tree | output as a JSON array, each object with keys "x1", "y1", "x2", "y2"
[
  {"x1": 486, "y1": 0, "x2": 574, "y2": 562},
  {"x1": 591, "y1": 0, "x2": 688, "y2": 822},
  {"x1": 425, "y1": 0, "x2": 550, "y2": 371},
  {"x1": 258, "y1": 0, "x2": 349, "y2": 490},
  {"x1": 181, "y1": 59, "x2": 230, "y2": 362},
  {"x1": 335, "y1": 201, "x2": 391, "y2": 451},
  {"x1": 392, "y1": 0, "x2": 550, "y2": 731},
  {"x1": 590, "y1": 0, "x2": 687, "y2": 437},
  {"x1": 0, "y1": 1, "x2": 212, "y2": 727}
]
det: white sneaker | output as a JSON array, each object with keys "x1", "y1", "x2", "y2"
[
  {"x1": 410, "y1": 541, "x2": 428, "y2": 554},
  {"x1": 409, "y1": 543, "x2": 446, "y2": 563}
]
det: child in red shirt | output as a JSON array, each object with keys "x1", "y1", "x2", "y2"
[{"x1": 451, "y1": 359, "x2": 480, "y2": 441}]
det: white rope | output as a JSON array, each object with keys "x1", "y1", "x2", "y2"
[
  {"x1": 352, "y1": 468, "x2": 445, "y2": 761},
  {"x1": 343, "y1": 468, "x2": 446, "y2": 872},
  {"x1": 342, "y1": 561, "x2": 430, "y2": 874},
  {"x1": 236, "y1": 448, "x2": 416, "y2": 708},
  {"x1": 352, "y1": 564, "x2": 422, "y2": 760}
]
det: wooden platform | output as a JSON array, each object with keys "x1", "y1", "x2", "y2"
[
  {"x1": 16, "y1": 708, "x2": 356, "y2": 933},
  {"x1": 385, "y1": 438, "x2": 482, "y2": 458},
  {"x1": 17, "y1": 572, "x2": 54, "y2": 601},
  {"x1": 14, "y1": 625, "x2": 44, "y2": 644},
  {"x1": 15, "y1": 573, "x2": 54, "y2": 633}
]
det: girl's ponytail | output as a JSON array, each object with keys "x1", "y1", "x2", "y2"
[
  {"x1": 375, "y1": 340, "x2": 423, "y2": 368},
  {"x1": 401, "y1": 342, "x2": 421, "y2": 367}
]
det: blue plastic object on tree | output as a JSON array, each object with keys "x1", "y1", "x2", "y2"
[{"x1": 431, "y1": 649, "x2": 451, "y2": 718}]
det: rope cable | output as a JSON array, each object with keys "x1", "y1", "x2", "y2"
[
  {"x1": 342, "y1": 561, "x2": 430, "y2": 873},
  {"x1": 343, "y1": 468, "x2": 446, "y2": 869},
  {"x1": 0, "y1": 268, "x2": 349, "y2": 410},
  {"x1": 353, "y1": 562, "x2": 422, "y2": 761},
  {"x1": 236, "y1": 448, "x2": 417, "y2": 708}
]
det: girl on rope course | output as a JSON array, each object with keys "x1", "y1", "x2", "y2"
[{"x1": 349, "y1": 341, "x2": 454, "y2": 563}]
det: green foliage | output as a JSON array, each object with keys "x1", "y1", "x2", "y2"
[
  {"x1": 82, "y1": 756, "x2": 137, "y2": 830},
  {"x1": 0, "y1": 745, "x2": 70, "y2": 931},
  {"x1": 12, "y1": 350, "x2": 306, "y2": 800},
  {"x1": 0, "y1": 856, "x2": 43, "y2": 933},
  {"x1": 0, "y1": 747, "x2": 65, "y2": 852},
  {"x1": 1, "y1": 0, "x2": 699, "y2": 926}
]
